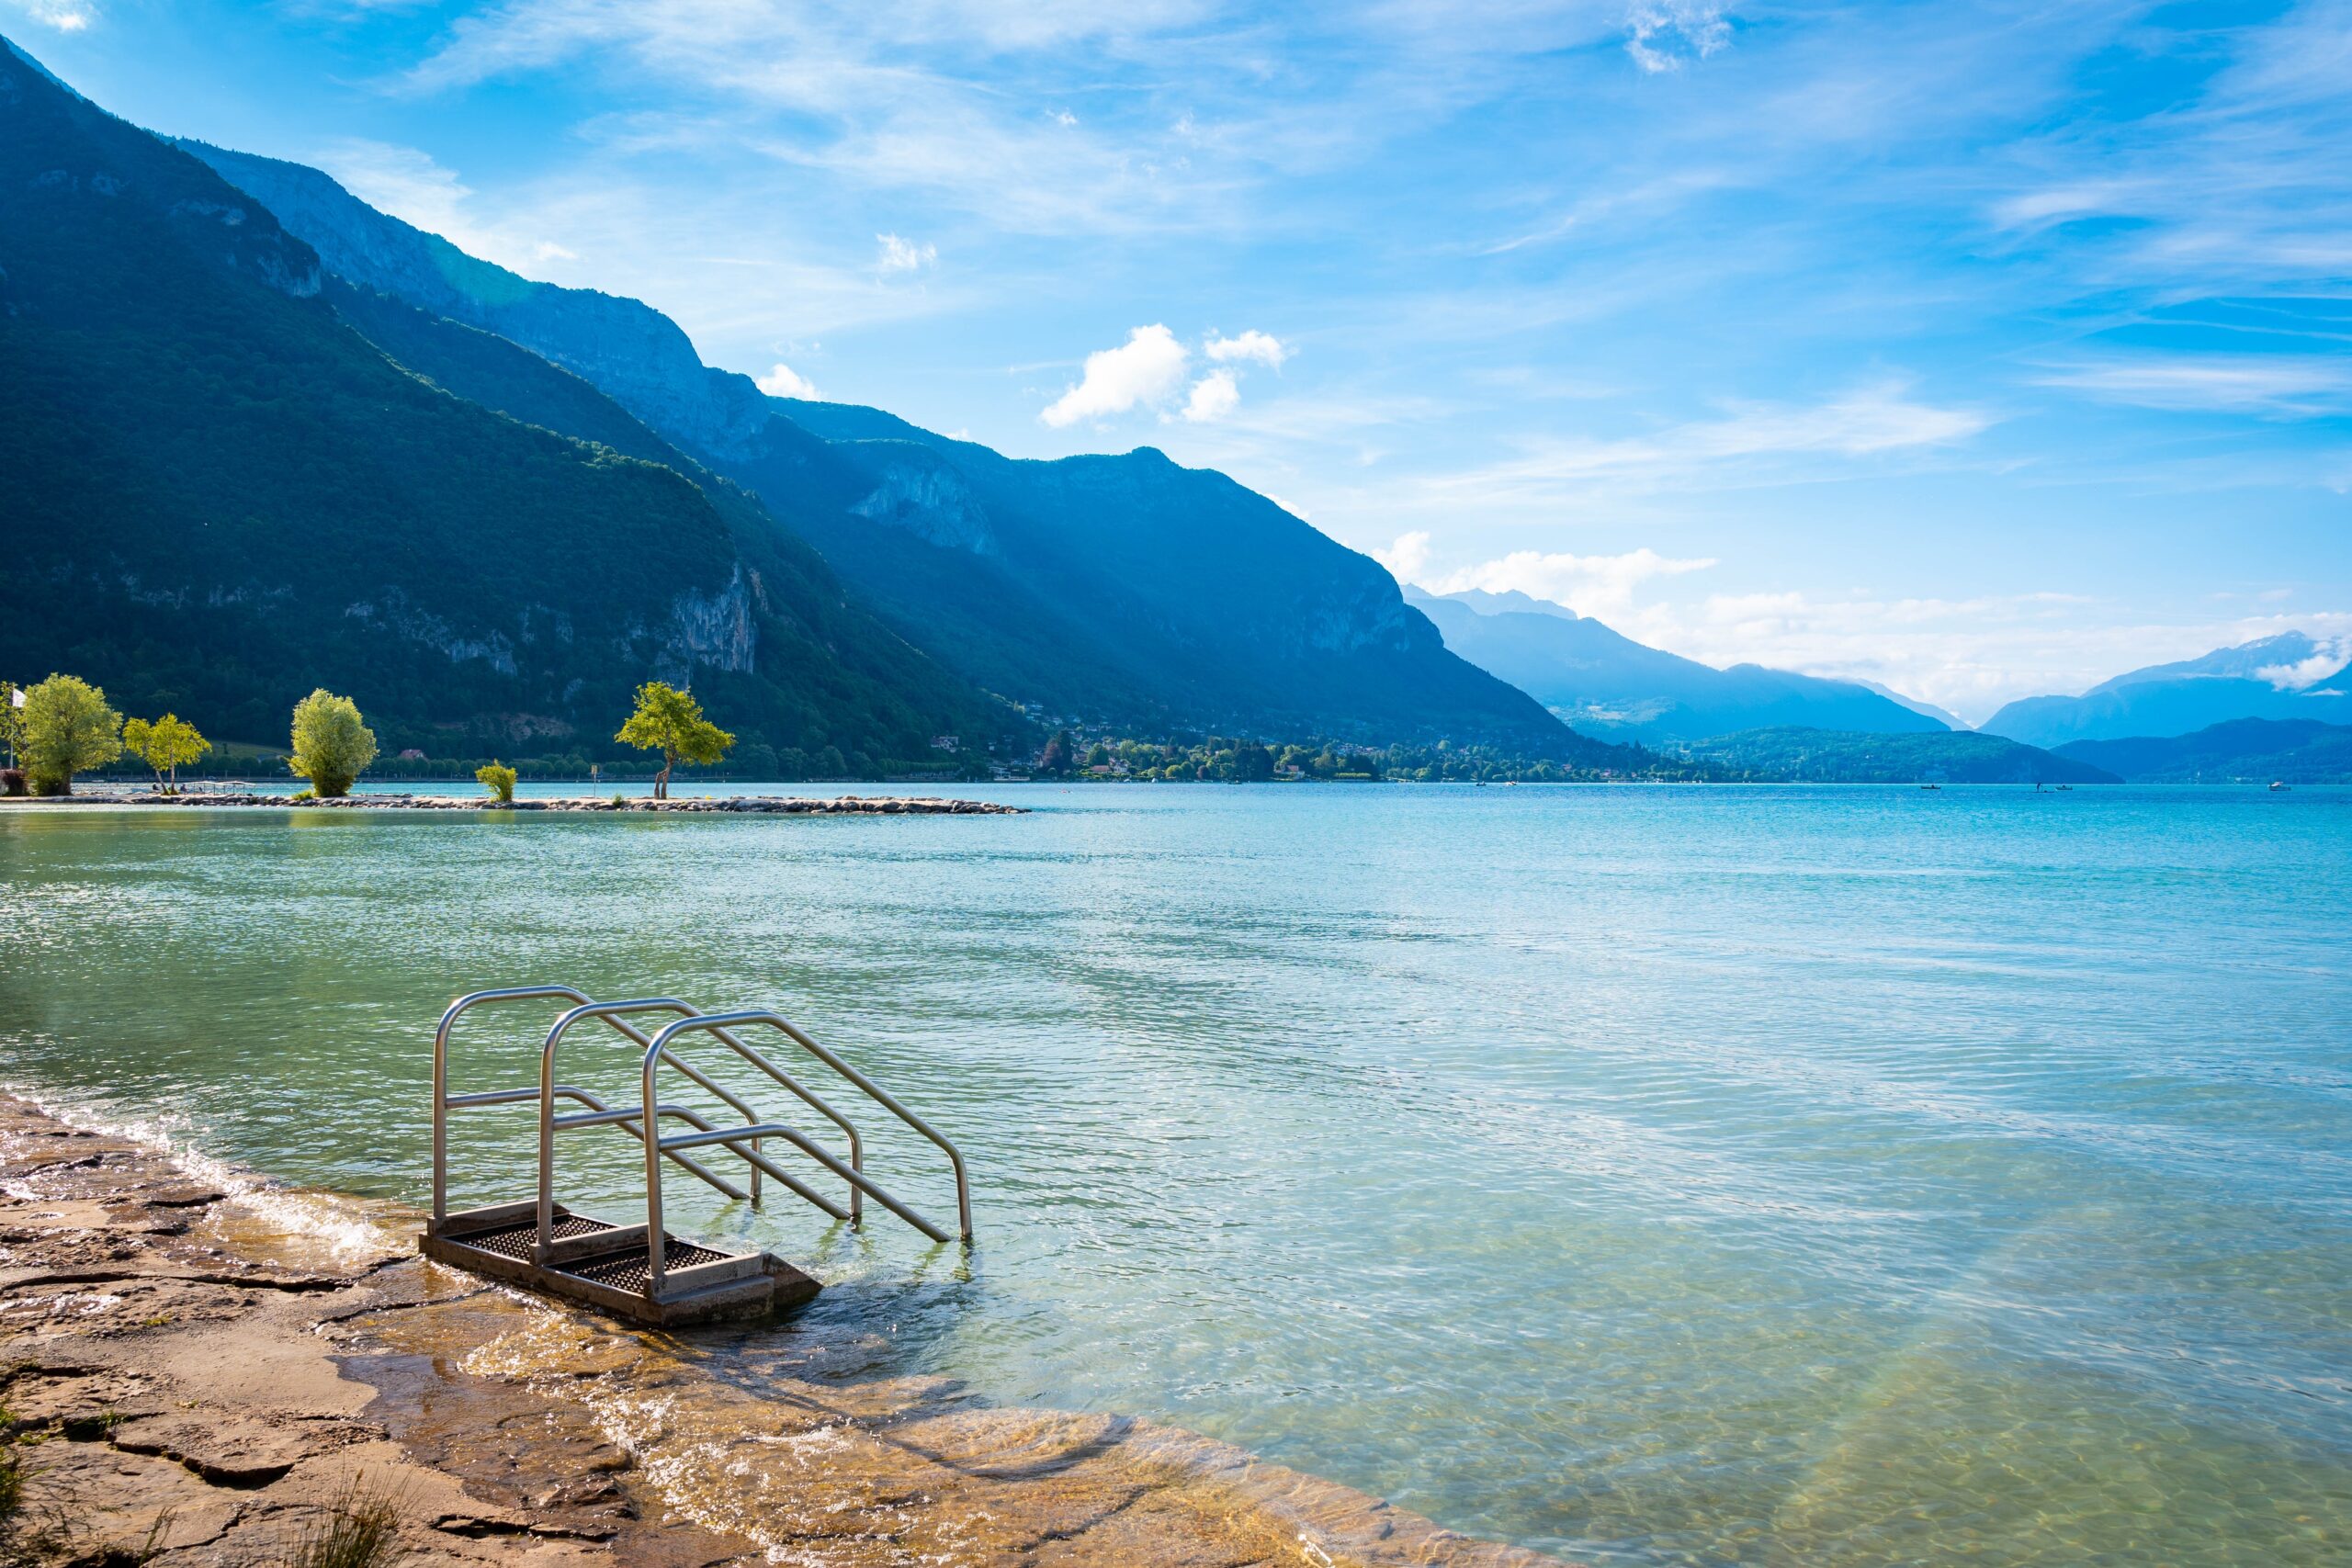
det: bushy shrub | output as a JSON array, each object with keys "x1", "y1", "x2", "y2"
[
  {"x1": 475, "y1": 761, "x2": 517, "y2": 803},
  {"x1": 288, "y1": 690, "x2": 378, "y2": 798},
  {"x1": 0, "y1": 768, "x2": 23, "y2": 797}
]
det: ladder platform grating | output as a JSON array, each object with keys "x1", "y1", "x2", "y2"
[{"x1": 423, "y1": 1202, "x2": 818, "y2": 1327}]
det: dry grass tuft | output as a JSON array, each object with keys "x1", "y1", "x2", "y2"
[{"x1": 283, "y1": 1476, "x2": 408, "y2": 1568}]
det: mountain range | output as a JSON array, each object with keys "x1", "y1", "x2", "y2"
[
  {"x1": 1404, "y1": 586, "x2": 1949, "y2": 743},
  {"x1": 11, "y1": 36, "x2": 2333, "y2": 784},
  {"x1": 1980, "y1": 633, "x2": 2348, "y2": 749},
  {"x1": 179, "y1": 136, "x2": 1578, "y2": 757},
  {"x1": 0, "y1": 39, "x2": 1016, "y2": 770},
  {"x1": 2055, "y1": 718, "x2": 2352, "y2": 784}
]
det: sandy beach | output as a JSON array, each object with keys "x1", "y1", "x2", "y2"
[{"x1": 0, "y1": 1093, "x2": 1562, "y2": 1567}]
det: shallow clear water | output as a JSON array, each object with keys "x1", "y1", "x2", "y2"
[{"x1": 3, "y1": 784, "x2": 2346, "y2": 1565}]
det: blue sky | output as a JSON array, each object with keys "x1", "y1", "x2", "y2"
[{"x1": 12, "y1": 0, "x2": 2349, "y2": 719}]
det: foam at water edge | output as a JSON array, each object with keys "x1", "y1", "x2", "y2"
[{"x1": 0, "y1": 1079, "x2": 409, "y2": 1269}]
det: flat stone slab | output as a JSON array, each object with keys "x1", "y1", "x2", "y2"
[{"x1": 108, "y1": 1412, "x2": 324, "y2": 1484}]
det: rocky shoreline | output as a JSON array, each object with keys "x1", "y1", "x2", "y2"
[
  {"x1": 0, "y1": 1093, "x2": 1565, "y2": 1567},
  {"x1": 1, "y1": 792, "x2": 1023, "y2": 815}
]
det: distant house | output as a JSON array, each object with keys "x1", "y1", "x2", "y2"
[
  {"x1": 932, "y1": 735, "x2": 959, "y2": 751},
  {"x1": 397, "y1": 748, "x2": 427, "y2": 761}
]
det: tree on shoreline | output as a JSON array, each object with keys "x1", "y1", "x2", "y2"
[
  {"x1": 123, "y1": 713, "x2": 209, "y2": 794},
  {"x1": 19, "y1": 674, "x2": 123, "y2": 795},
  {"x1": 1036, "y1": 729, "x2": 1074, "y2": 776},
  {"x1": 288, "y1": 689, "x2": 378, "y2": 797},
  {"x1": 616, "y1": 682, "x2": 733, "y2": 799}
]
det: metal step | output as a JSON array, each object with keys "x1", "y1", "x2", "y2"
[{"x1": 422, "y1": 1201, "x2": 820, "y2": 1327}]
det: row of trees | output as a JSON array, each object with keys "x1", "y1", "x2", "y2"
[
  {"x1": 1029, "y1": 729, "x2": 1661, "y2": 784},
  {"x1": 0, "y1": 675, "x2": 734, "y2": 800},
  {"x1": 3, "y1": 675, "x2": 209, "y2": 795}
]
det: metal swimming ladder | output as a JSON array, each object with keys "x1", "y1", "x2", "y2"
[{"x1": 422, "y1": 984, "x2": 971, "y2": 1326}]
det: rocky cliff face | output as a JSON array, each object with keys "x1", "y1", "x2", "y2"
[{"x1": 843, "y1": 444, "x2": 999, "y2": 555}]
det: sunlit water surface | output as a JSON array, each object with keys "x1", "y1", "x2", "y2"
[{"x1": 3, "y1": 784, "x2": 2346, "y2": 1565}]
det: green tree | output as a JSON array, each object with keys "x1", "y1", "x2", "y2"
[
  {"x1": 121, "y1": 713, "x2": 209, "y2": 793},
  {"x1": 476, "y1": 761, "x2": 518, "y2": 803},
  {"x1": 1235, "y1": 741, "x2": 1275, "y2": 782},
  {"x1": 1037, "y1": 729, "x2": 1075, "y2": 776},
  {"x1": 615, "y1": 682, "x2": 734, "y2": 799},
  {"x1": 19, "y1": 674, "x2": 123, "y2": 795},
  {"x1": 288, "y1": 689, "x2": 379, "y2": 797}
]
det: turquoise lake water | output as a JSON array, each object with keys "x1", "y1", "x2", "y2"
[{"x1": 2, "y1": 784, "x2": 2346, "y2": 1564}]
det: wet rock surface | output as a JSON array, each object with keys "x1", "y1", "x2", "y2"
[{"x1": 2, "y1": 1095, "x2": 1566, "y2": 1565}]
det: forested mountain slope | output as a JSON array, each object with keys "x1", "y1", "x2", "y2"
[
  {"x1": 187, "y1": 141, "x2": 1579, "y2": 752},
  {"x1": 1, "y1": 39, "x2": 1003, "y2": 766}
]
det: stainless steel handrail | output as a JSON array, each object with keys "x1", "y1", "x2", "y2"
[
  {"x1": 435, "y1": 986, "x2": 592, "y2": 1224},
  {"x1": 638, "y1": 1010, "x2": 973, "y2": 1292},
  {"x1": 537, "y1": 998, "x2": 868, "y2": 1240},
  {"x1": 439, "y1": 984, "x2": 969, "y2": 1301},
  {"x1": 434, "y1": 986, "x2": 748, "y2": 1223}
]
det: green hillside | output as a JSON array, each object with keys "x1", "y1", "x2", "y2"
[
  {"x1": 2056, "y1": 718, "x2": 2352, "y2": 783},
  {"x1": 0, "y1": 40, "x2": 1009, "y2": 768},
  {"x1": 1673, "y1": 728, "x2": 2118, "y2": 784}
]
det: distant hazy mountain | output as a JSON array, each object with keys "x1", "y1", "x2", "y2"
[
  {"x1": 1676, "y1": 728, "x2": 2118, "y2": 784},
  {"x1": 0, "y1": 39, "x2": 1004, "y2": 764},
  {"x1": 2055, "y1": 718, "x2": 2352, "y2": 784},
  {"x1": 1403, "y1": 587, "x2": 1949, "y2": 744},
  {"x1": 1981, "y1": 633, "x2": 2349, "y2": 748},
  {"x1": 185, "y1": 141, "x2": 1578, "y2": 754}
]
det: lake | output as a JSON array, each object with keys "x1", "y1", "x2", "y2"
[{"x1": 3, "y1": 784, "x2": 2346, "y2": 1565}]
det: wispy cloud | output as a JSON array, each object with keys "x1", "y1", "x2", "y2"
[
  {"x1": 876, "y1": 232, "x2": 936, "y2": 273},
  {"x1": 1413, "y1": 380, "x2": 1992, "y2": 504},
  {"x1": 1624, "y1": 1, "x2": 1730, "y2": 75},
  {"x1": 4, "y1": 0, "x2": 95, "y2": 31},
  {"x1": 2035, "y1": 355, "x2": 2352, "y2": 418}
]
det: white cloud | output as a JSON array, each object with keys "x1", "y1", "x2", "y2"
[
  {"x1": 876, "y1": 232, "x2": 937, "y2": 273},
  {"x1": 1204, "y1": 330, "x2": 1289, "y2": 368},
  {"x1": 1373, "y1": 530, "x2": 1433, "y2": 582},
  {"x1": 2256, "y1": 639, "x2": 2349, "y2": 690},
  {"x1": 1182, "y1": 368, "x2": 1241, "y2": 423},
  {"x1": 1040, "y1": 324, "x2": 1191, "y2": 426},
  {"x1": 756, "y1": 362, "x2": 819, "y2": 399},
  {"x1": 1431, "y1": 547, "x2": 1718, "y2": 616},
  {"x1": 1625, "y1": 1, "x2": 1730, "y2": 74}
]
